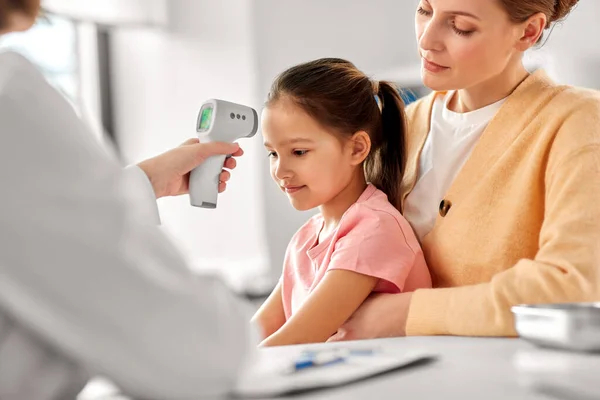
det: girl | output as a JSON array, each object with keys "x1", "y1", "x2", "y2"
[{"x1": 252, "y1": 58, "x2": 432, "y2": 346}]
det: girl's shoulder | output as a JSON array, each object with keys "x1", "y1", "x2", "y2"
[
  {"x1": 336, "y1": 186, "x2": 419, "y2": 251},
  {"x1": 287, "y1": 213, "x2": 323, "y2": 248}
]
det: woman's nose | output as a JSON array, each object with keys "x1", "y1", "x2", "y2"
[{"x1": 418, "y1": 19, "x2": 444, "y2": 53}]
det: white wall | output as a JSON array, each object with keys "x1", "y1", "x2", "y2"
[
  {"x1": 109, "y1": 0, "x2": 271, "y2": 292},
  {"x1": 543, "y1": 1, "x2": 600, "y2": 88},
  {"x1": 44, "y1": 0, "x2": 167, "y2": 26}
]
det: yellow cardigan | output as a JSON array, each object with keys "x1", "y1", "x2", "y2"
[{"x1": 403, "y1": 70, "x2": 600, "y2": 336}]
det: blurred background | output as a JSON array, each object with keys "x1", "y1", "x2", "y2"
[{"x1": 2, "y1": 0, "x2": 598, "y2": 297}]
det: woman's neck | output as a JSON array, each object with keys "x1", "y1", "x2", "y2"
[
  {"x1": 319, "y1": 173, "x2": 367, "y2": 236},
  {"x1": 448, "y1": 61, "x2": 530, "y2": 113}
]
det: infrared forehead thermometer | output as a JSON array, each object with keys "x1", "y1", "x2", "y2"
[{"x1": 189, "y1": 99, "x2": 258, "y2": 208}]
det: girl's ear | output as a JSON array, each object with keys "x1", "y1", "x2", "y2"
[{"x1": 347, "y1": 131, "x2": 371, "y2": 166}]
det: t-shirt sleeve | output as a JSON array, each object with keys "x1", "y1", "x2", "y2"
[{"x1": 326, "y1": 205, "x2": 419, "y2": 293}]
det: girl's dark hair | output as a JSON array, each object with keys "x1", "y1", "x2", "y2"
[
  {"x1": 266, "y1": 58, "x2": 407, "y2": 212},
  {"x1": 498, "y1": 0, "x2": 579, "y2": 43},
  {"x1": 0, "y1": 0, "x2": 40, "y2": 31}
]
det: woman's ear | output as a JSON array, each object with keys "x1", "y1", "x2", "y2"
[
  {"x1": 515, "y1": 12, "x2": 547, "y2": 51},
  {"x1": 347, "y1": 131, "x2": 371, "y2": 166}
]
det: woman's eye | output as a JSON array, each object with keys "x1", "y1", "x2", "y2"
[
  {"x1": 267, "y1": 151, "x2": 277, "y2": 158},
  {"x1": 452, "y1": 22, "x2": 475, "y2": 36},
  {"x1": 293, "y1": 150, "x2": 308, "y2": 156},
  {"x1": 417, "y1": 6, "x2": 432, "y2": 16}
]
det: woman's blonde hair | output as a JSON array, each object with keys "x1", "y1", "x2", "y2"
[{"x1": 498, "y1": 0, "x2": 579, "y2": 43}]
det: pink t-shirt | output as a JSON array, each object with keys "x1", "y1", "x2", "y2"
[{"x1": 281, "y1": 184, "x2": 432, "y2": 320}]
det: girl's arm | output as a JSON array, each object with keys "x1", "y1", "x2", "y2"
[
  {"x1": 260, "y1": 270, "x2": 378, "y2": 346},
  {"x1": 251, "y1": 280, "x2": 286, "y2": 340}
]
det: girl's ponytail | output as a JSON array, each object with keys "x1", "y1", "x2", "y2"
[{"x1": 364, "y1": 81, "x2": 407, "y2": 212}]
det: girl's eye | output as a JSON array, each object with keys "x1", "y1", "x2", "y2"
[
  {"x1": 293, "y1": 150, "x2": 308, "y2": 156},
  {"x1": 267, "y1": 151, "x2": 277, "y2": 158},
  {"x1": 417, "y1": 6, "x2": 432, "y2": 17}
]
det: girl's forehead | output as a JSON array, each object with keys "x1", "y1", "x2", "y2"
[
  {"x1": 263, "y1": 103, "x2": 330, "y2": 140},
  {"x1": 263, "y1": 98, "x2": 310, "y2": 120},
  {"x1": 262, "y1": 121, "x2": 330, "y2": 145}
]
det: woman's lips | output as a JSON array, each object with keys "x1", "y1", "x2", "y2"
[
  {"x1": 422, "y1": 57, "x2": 450, "y2": 73},
  {"x1": 282, "y1": 185, "x2": 305, "y2": 194}
]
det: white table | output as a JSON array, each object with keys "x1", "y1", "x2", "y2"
[{"x1": 82, "y1": 337, "x2": 600, "y2": 400}]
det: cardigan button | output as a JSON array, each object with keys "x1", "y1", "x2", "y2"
[{"x1": 439, "y1": 199, "x2": 452, "y2": 217}]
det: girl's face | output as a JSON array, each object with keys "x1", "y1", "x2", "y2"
[
  {"x1": 262, "y1": 98, "x2": 357, "y2": 211},
  {"x1": 415, "y1": 0, "x2": 525, "y2": 91}
]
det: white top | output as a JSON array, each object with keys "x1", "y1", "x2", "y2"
[
  {"x1": 0, "y1": 51, "x2": 256, "y2": 400},
  {"x1": 403, "y1": 91, "x2": 507, "y2": 241}
]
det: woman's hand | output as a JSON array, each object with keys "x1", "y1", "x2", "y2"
[
  {"x1": 327, "y1": 292, "x2": 413, "y2": 342},
  {"x1": 137, "y1": 138, "x2": 243, "y2": 199}
]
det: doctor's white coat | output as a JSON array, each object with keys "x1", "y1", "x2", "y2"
[{"x1": 0, "y1": 51, "x2": 256, "y2": 400}]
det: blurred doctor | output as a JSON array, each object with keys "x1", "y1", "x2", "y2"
[{"x1": 0, "y1": 1, "x2": 256, "y2": 399}]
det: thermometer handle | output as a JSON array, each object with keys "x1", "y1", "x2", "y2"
[{"x1": 189, "y1": 154, "x2": 227, "y2": 208}]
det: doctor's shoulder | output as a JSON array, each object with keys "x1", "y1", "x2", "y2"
[{"x1": 0, "y1": 50, "x2": 41, "y2": 89}]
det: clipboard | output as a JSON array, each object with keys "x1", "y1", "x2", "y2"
[{"x1": 233, "y1": 347, "x2": 436, "y2": 398}]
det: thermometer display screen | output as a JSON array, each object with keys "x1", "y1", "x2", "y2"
[{"x1": 198, "y1": 106, "x2": 213, "y2": 131}]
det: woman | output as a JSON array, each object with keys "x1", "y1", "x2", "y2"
[
  {"x1": 329, "y1": 0, "x2": 599, "y2": 340},
  {"x1": 0, "y1": 1, "x2": 255, "y2": 399}
]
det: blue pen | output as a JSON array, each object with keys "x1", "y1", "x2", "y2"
[
  {"x1": 293, "y1": 353, "x2": 345, "y2": 371},
  {"x1": 289, "y1": 348, "x2": 377, "y2": 373}
]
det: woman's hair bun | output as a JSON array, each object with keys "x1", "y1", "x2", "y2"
[{"x1": 551, "y1": 0, "x2": 579, "y2": 23}]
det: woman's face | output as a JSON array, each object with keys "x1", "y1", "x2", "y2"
[{"x1": 415, "y1": 0, "x2": 524, "y2": 91}]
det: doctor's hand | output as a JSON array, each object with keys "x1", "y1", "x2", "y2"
[
  {"x1": 327, "y1": 292, "x2": 412, "y2": 342},
  {"x1": 137, "y1": 138, "x2": 243, "y2": 199}
]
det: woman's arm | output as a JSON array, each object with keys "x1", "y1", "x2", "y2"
[
  {"x1": 260, "y1": 270, "x2": 378, "y2": 346},
  {"x1": 331, "y1": 101, "x2": 600, "y2": 340},
  {"x1": 251, "y1": 280, "x2": 286, "y2": 339}
]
